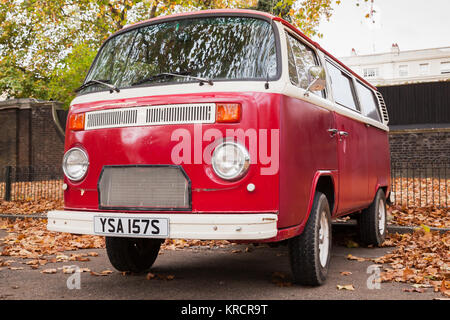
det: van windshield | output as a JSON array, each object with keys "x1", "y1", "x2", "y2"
[{"x1": 81, "y1": 16, "x2": 278, "y2": 94}]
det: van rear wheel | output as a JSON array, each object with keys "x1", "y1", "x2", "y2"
[
  {"x1": 288, "y1": 192, "x2": 332, "y2": 286},
  {"x1": 358, "y1": 189, "x2": 387, "y2": 246},
  {"x1": 105, "y1": 237, "x2": 162, "y2": 273}
]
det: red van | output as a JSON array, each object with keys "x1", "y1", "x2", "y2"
[{"x1": 47, "y1": 9, "x2": 390, "y2": 286}]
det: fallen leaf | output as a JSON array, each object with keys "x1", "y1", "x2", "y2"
[
  {"x1": 101, "y1": 270, "x2": 113, "y2": 275},
  {"x1": 340, "y1": 271, "x2": 352, "y2": 276},
  {"x1": 346, "y1": 240, "x2": 359, "y2": 248},
  {"x1": 403, "y1": 288, "x2": 425, "y2": 293},
  {"x1": 347, "y1": 254, "x2": 366, "y2": 262},
  {"x1": 41, "y1": 268, "x2": 57, "y2": 274},
  {"x1": 337, "y1": 284, "x2": 355, "y2": 291}
]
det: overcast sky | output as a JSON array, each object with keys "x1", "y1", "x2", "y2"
[{"x1": 312, "y1": 0, "x2": 450, "y2": 58}]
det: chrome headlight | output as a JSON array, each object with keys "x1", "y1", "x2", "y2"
[
  {"x1": 62, "y1": 147, "x2": 89, "y2": 181},
  {"x1": 211, "y1": 142, "x2": 250, "y2": 180}
]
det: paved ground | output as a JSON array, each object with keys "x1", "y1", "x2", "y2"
[{"x1": 0, "y1": 226, "x2": 443, "y2": 300}]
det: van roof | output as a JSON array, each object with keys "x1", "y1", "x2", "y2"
[{"x1": 117, "y1": 9, "x2": 377, "y2": 91}]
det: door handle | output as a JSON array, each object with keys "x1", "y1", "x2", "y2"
[
  {"x1": 327, "y1": 128, "x2": 338, "y2": 136},
  {"x1": 338, "y1": 131, "x2": 349, "y2": 137}
]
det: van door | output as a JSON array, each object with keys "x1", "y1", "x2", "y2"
[{"x1": 326, "y1": 61, "x2": 369, "y2": 213}]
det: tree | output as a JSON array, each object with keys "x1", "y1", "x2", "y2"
[{"x1": 0, "y1": 0, "x2": 371, "y2": 107}]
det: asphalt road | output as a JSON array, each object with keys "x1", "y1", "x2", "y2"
[{"x1": 0, "y1": 226, "x2": 443, "y2": 300}]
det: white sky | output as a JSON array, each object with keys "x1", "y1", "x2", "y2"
[{"x1": 313, "y1": 0, "x2": 450, "y2": 57}]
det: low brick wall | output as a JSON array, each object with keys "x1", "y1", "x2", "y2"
[
  {"x1": 0, "y1": 99, "x2": 65, "y2": 170},
  {"x1": 389, "y1": 128, "x2": 450, "y2": 164}
]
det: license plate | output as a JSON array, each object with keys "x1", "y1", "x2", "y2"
[{"x1": 93, "y1": 216, "x2": 169, "y2": 238}]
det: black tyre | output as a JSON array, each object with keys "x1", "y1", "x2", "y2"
[
  {"x1": 288, "y1": 192, "x2": 332, "y2": 286},
  {"x1": 105, "y1": 237, "x2": 163, "y2": 273},
  {"x1": 358, "y1": 189, "x2": 387, "y2": 246}
]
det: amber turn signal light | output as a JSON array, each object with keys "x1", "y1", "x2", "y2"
[
  {"x1": 68, "y1": 113, "x2": 85, "y2": 131},
  {"x1": 216, "y1": 103, "x2": 241, "y2": 123}
]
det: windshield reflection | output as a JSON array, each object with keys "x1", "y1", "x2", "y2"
[{"x1": 81, "y1": 17, "x2": 278, "y2": 94}]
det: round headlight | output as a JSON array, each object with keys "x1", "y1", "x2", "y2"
[
  {"x1": 63, "y1": 147, "x2": 89, "y2": 181},
  {"x1": 211, "y1": 142, "x2": 250, "y2": 180}
]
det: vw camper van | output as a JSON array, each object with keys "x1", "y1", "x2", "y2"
[{"x1": 48, "y1": 9, "x2": 390, "y2": 286}]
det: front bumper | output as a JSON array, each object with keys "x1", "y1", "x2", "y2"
[{"x1": 47, "y1": 211, "x2": 278, "y2": 240}]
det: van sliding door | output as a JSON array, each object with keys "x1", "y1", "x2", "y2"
[{"x1": 326, "y1": 61, "x2": 369, "y2": 213}]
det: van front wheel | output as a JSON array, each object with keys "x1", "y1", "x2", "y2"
[
  {"x1": 105, "y1": 237, "x2": 163, "y2": 273},
  {"x1": 288, "y1": 192, "x2": 332, "y2": 286}
]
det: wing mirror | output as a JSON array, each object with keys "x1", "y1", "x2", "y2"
[{"x1": 304, "y1": 66, "x2": 326, "y2": 97}]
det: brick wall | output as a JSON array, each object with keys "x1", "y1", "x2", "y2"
[
  {"x1": 0, "y1": 99, "x2": 65, "y2": 170},
  {"x1": 389, "y1": 128, "x2": 450, "y2": 164}
]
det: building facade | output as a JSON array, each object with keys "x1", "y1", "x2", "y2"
[
  {"x1": 340, "y1": 45, "x2": 450, "y2": 86},
  {"x1": 340, "y1": 45, "x2": 450, "y2": 166}
]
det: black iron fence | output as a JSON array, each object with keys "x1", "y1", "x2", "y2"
[
  {"x1": 0, "y1": 163, "x2": 449, "y2": 208},
  {"x1": 390, "y1": 162, "x2": 449, "y2": 208},
  {"x1": 0, "y1": 166, "x2": 63, "y2": 201}
]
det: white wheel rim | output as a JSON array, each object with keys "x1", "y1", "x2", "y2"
[
  {"x1": 378, "y1": 199, "x2": 386, "y2": 235},
  {"x1": 318, "y1": 210, "x2": 330, "y2": 268}
]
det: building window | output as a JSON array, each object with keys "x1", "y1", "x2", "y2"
[
  {"x1": 419, "y1": 63, "x2": 429, "y2": 75},
  {"x1": 399, "y1": 65, "x2": 408, "y2": 77},
  {"x1": 363, "y1": 67, "x2": 379, "y2": 78},
  {"x1": 441, "y1": 62, "x2": 450, "y2": 74}
]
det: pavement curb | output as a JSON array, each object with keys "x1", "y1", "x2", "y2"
[
  {"x1": 332, "y1": 220, "x2": 450, "y2": 234},
  {"x1": 0, "y1": 213, "x2": 47, "y2": 220}
]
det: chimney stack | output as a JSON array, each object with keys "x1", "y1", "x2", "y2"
[
  {"x1": 351, "y1": 48, "x2": 357, "y2": 56},
  {"x1": 391, "y1": 43, "x2": 400, "y2": 54}
]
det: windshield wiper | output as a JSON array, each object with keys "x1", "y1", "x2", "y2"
[
  {"x1": 75, "y1": 79, "x2": 120, "y2": 93},
  {"x1": 132, "y1": 72, "x2": 213, "y2": 86}
]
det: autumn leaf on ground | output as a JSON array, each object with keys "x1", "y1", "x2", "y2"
[
  {"x1": 388, "y1": 205, "x2": 450, "y2": 228},
  {"x1": 8, "y1": 266, "x2": 24, "y2": 270},
  {"x1": 346, "y1": 240, "x2": 359, "y2": 248},
  {"x1": 271, "y1": 272, "x2": 292, "y2": 287},
  {"x1": 441, "y1": 280, "x2": 450, "y2": 297},
  {"x1": 63, "y1": 266, "x2": 76, "y2": 274},
  {"x1": 146, "y1": 272, "x2": 175, "y2": 281},
  {"x1": 403, "y1": 288, "x2": 425, "y2": 293},
  {"x1": 41, "y1": 268, "x2": 57, "y2": 274},
  {"x1": 101, "y1": 270, "x2": 113, "y2": 275},
  {"x1": 340, "y1": 271, "x2": 352, "y2": 276},
  {"x1": 90, "y1": 271, "x2": 109, "y2": 277},
  {"x1": 337, "y1": 284, "x2": 355, "y2": 291},
  {"x1": 88, "y1": 252, "x2": 99, "y2": 257},
  {"x1": 347, "y1": 254, "x2": 366, "y2": 262}
]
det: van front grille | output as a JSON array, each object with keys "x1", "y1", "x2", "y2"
[
  {"x1": 85, "y1": 103, "x2": 215, "y2": 130},
  {"x1": 98, "y1": 166, "x2": 191, "y2": 210}
]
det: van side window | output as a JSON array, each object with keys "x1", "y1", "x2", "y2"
[
  {"x1": 355, "y1": 81, "x2": 382, "y2": 121},
  {"x1": 286, "y1": 33, "x2": 324, "y2": 98},
  {"x1": 326, "y1": 61, "x2": 359, "y2": 111}
]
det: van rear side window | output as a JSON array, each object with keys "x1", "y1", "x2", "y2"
[
  {"x1": 355, "y1": 81, "x2": 382, "y2": 122},
  {"x1": 326, "y1": 61, "x2": 359, "y2": 111}
]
